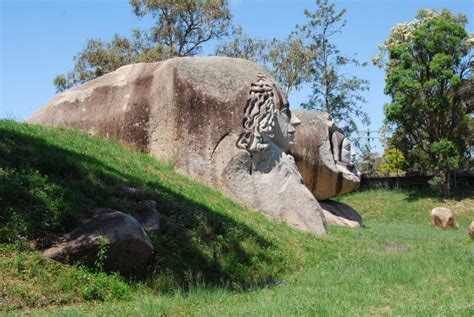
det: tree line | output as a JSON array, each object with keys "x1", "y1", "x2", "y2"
[
  {"x1": 54, "y1": 0, "x2": 369, "y2": 138},
  {"x1": 54, "y1": 0, "x2": 473, "y2": 196}
]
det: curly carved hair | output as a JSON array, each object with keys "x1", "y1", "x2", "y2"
[{"x1": 237, "y1": 73, "x2": 278, "y2": 152}]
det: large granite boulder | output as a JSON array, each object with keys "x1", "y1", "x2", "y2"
[
  {"x1": 30, "y1": 57, "x2": 326, "y2": 235},
  {"x1": 43, "y1": 209, "x2": 153, "y2": 273},
  {"x1": 289, "y1": 110, "x2": 360, "y2": 200}
]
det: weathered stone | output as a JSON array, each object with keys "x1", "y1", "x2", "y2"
[
  {"x1": 43, "y1": 209, "x2": 153, "y2": 273},
  {"x1": 319, "y1": 200, "x2": 363, "y2": 228},
  {"x1": 468, "y1": 221, "x2": 474, "y2": 239},
  {"x1": 132, "y1": 200, "x2": 161, "y2": 234},
  {"x1": 29, "y1": 57, "x2": 326, "y2": 235},
  {"x1": 289, "y1": 110, "x2": 360, "y2": 200},
  {"x1": 430, "y1": 207, "x2": 459, "y2": 229}
]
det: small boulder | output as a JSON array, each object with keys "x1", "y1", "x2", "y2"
[
  {"x1": 319, "y1": 200, "x2": 363, "y2": 228},
  {"x1": 469, "y1": 221, "x2": 474, "y2": 239},
  {"x1": 132, "y1": 200, "x2": 161, "y2": 234},
  {"x1": 430, "y1": 207, "x2": 459, "y2": 229},
  {"x1": 43, "y1": 209, "x2": 153, "y2": 273}
]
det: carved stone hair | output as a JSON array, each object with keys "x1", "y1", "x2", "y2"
[{"x1": 237, "y1": 73, "x2": 277, "y2": 152}]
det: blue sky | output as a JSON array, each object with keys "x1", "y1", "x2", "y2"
[{"x1": 1, "y1": 0, "x2": 472, "y2": 153}]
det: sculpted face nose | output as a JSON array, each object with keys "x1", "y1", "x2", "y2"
[{"x1": 290, "y1": 113, "x2": 301, "y2": 132}]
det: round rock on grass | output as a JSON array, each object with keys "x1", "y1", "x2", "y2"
[
  {"x1": 43, "y1": 209, "x2": 153, "y2": 273},
  {"x1": 430, "y1": 207, "x2": 459, "y2": 229},
  {"x1": 469, "y1": 221, "x2": 474, "y2": 239}
]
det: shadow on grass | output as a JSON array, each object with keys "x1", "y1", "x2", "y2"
[
  {"x1": 403, "y1": 186, "x2": 474, "y2": 202},
  {"x1": 0, "y1": 124, "x2": 279, "y2": 290}
]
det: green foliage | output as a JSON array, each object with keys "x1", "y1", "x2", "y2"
[
  {"x1": 216, "y1": 1, "x2": 369, "y2": 136},
  {"x1": 431, "y1": 139, "x2": 460, "y2": 171},
  {"x1": 215, "y1": 29, "x2": 313, "y2": 96},
  {"x1": 214, "y1": 27, "x2": 268, "y2": 63},
  {"x1": 0, "y1": 120, "x2": 301, "y2": 309},
  {"x1": 300, "y1": 0, "x2": 369, "y2": 137},
  {"x1": 54, "y1": 35, "x2": 137, "y2": 92},
  {"x1": 378, "y1": 148, "x2": 406, "y2": 174},
  {"x1": 357, "y1": 143, "x2": 382, "y2": 175},
  {"x1": 22, "y1": 188, "x2": 474, "y2": 315},
  {"x1": 1, "y1": 121, "x2": 473, "y2": 314},
  {"x1": 55, "y1": 0, "x2": 233, "y2": 91},
  {"x1": 427, "y1": 175, "x2": 444, "y2": 193},
  {"x1": 94, "y1": 236, "x2": 109, "y2": 272},
  {"x1": 376, "y1": 9, "x2": 473, "y2": 193},
  {"x1": 130, "y1": 0, "x2": 232, "y2": 57},
  {"x1": 0, "y1": 245, "x2": 131, "y2": 311},
  {"x1": 267, "y1": 34, "x2": 314, "y2": 96}
]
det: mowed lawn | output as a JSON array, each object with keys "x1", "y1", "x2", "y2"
[{"x1": 1, "y1": 120, "x2": 473, "y2": 316}]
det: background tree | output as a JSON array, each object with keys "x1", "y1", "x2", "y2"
[
  {"x1": 374, "y1": 9, "x2": 473, "y2": 196},
  {"x1": 266, "y1": 34, "x2": 314, "y2": 96},
  {"x1": 216, "y1": 0, "x2": 369, "y2": 138},
  {"x1": 300, "y1": 0, "x2": 369, "y2": 137},
  {"x1": 54, "y1": 35, "x2": 138, "y2": 92},
  {"x1": 55, "y1": 0, "x2": 233, "y2": 91},
  {"x1": 214, "y1": 27, "x2": 267, "y2": 63},
  {"x1": 378, "y1": 147, "x2": 406, "y2": 174},
  {"x1": 357, "y1": 144, "x2": 382, "y2": 175},
  {"x1": 215, "y1": 31, "x2": 313, "y2": 96},
  {"x1": 130, "y1": 0, "x2": 232, "y2": 57}
]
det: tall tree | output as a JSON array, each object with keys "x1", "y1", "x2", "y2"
[
  {"x1": 54, "y1": 0, "x2": 233, "y2": 91},
  {"x1": 215, "y1": 30, "x2": 313, "y2": 96},
  {"x1": 130, "y1": 0, "x2": 232, "y2": 58},
  {"x1": 54, "y1": 35, "x2": 138, "y2": 92},
  {"x1": 214, "y1": 27, "x2": 268, "y2": 64},
  {"x1": 378, "y1": 147, "x2": 406, "y2": 174},
  {"x1": 266, "y1": 34, "x2": 314, "y2": 96},
  {"x1": 300, "y1": 0, "x2": 369, "y2": 137},
  {"x1": 374, "y1": 9, "x2": 473, "y2": 196}
]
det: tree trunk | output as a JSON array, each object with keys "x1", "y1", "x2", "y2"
[{"x1": 441, "y1": 170, "x2": 451, "y2": 198}]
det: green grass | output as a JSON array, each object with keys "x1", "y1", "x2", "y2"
[{"x1": 1, "y1": 120, "x2": 473, "y2": 315}]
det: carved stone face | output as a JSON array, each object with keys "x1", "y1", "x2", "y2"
[
  {"x1": 331, "y1": 130, "x2": 355, "y2": 166},
  {"x1": 237, "y1": 73, "x2": 300, "y2": 153},
  {"x1": 270, "y1": 89, "x2": 301, "y2": 152},
  {"x1": 340, "y1": 138, "x2": 352, "y2": 164}
]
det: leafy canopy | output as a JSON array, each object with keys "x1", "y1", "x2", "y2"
[
  {"x1": 300, "y1": 0, "x2": 369, "y2": 137},
  {"x1": 375, "y1": 8, "x2": 473, "y2": 194},
  {"x1": 216, "y1": 0, "x2": 369, "y2": 137},
  {"x1": 378, "y1": 148, "x2": 406, "y2": 174},
  {"x1": 55, "y1": 0, "x2": 233, "y2": 92}
]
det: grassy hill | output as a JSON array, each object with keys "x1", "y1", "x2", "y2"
[{"x1": 1, "y1": 120, "x2": 473, "y2": 315}]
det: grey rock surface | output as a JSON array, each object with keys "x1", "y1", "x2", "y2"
[
  {"x1": 319, "y1": 200, "x2": 363, "y2": 228},
  {"x1": 43, "y1": 209, "x2": 153, "y2": 273},
  {"x1": 30, "y1": 57, "x2": 326, "y2": 235},
  {"x1": 290, "y1": 110, "x2": 360, "y2": 200},
  {"x1": 468, "y1": 221, "x2": 474, "y2": 238},
  {"x1": 132, "y1": 200, "x2": 161, "y2": 234}
]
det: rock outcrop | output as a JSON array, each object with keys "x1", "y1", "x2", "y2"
[
  {"x1": 468, "y1": 221, "x2": 474, "y2": 238},
  {"x1": 132, "y1": 200, "x2": 161, "y2": 234},
  {"x1": 30, "y1": 57, "x2": 326, "y2": 235},
  {"x1": 43, "y1": 209, "x2": 153, "y2": 273},
  {"x1": 319, "y1": 200, "x2": 363, "y2": 228},
  {"x1": 290, "y1": 110, "x2": 360, "y2": 201},
  {"x1": 430, "y1": 207, "x2": 459, "y2": 229}
]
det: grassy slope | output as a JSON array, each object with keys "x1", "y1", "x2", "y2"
[
  {"x1": 0, "y1": 120, "x2": 303, "y2": 311},
  {"x1": 1, "y1": 120, "x2": 473, "y2": 315}
]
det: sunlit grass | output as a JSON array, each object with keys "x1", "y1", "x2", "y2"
[{"x1": 1, "y1": 120, "x2": 473, "y2": 315}]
